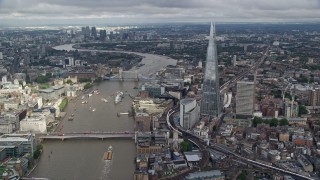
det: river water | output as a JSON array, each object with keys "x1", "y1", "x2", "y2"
[
  {"x1": 30, "y1": 45, "x2": 177, "y2": 180},
  {"x1": 53, "y1": 44, "x2": 177, "y2": 77}
]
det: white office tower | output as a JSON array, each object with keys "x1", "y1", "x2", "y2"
[
  {"x1": 69, "y1": 57, "x2": 74, "y2": 66},
  {"x1": 37, "y1": 97, "x2": 43, "y2": 109},
  {"x1": 198, "y1": 61, "x2": 203, "y2": 68},
  {"x1": 2, "y1": 75, "x2": 7, "y2": 83},
  {"x1": 236, "y1": 81, "x2": 255, "y2": 116},
  {"x1": 180, "y1": 98, "x2": 200, "y2": 129},
  {"x1": 233, "y1": 55, "x2": 237, "y2": 66}
]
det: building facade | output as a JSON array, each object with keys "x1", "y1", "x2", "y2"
[
  {"x1": 180, "y1": 98, "x2": 200, "y2": 129},
  {"x1": 236, "y1": 81, "x2": 255, "y2": 116},
  {"x1": 200, "y1": 22, "x2": 221, "y2": 119}
]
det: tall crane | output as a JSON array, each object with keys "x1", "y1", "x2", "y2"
[{"x1": 282, "y1": 82, "x2": 292, "y2": 101}]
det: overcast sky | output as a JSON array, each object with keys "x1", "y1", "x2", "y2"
[{"x1": 0, "y1": 0, "x2": 320, "y2": 26}]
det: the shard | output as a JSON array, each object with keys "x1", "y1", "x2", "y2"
[{"x1": 200, "y1": 22, "x2": 221, "y2": 119}]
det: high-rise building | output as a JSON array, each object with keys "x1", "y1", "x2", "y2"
[
  {"x1": 91, "y1": 27, "x2": 97, "y2": 39},
  {"x1": 236, "y1": 81, "x2": 255, "y2": 116},
  {"x1": 0, "y1": 52, "x2": 3, "y2": 60},
  {"x1": 100, "y1": 30, "x2": 107, "y2": 41},
  {"x1": 200, "y1": 22, "x2": 221, "y2": 119},
  {"x1": 180, "y1": 98, "x2": 200, "y2": 129},
  {"x1": 309, "y1": 88, "x2": 320, "y2": 106},
  {"x1": 64, "y1": 57, "x2": 74, "y2": 67},
  {"x1": 233, "y1": 55, "x2": 237, "y2": 66},
  {"x1": 109, "y1": 31, "x2": 114, "y2": 41}
]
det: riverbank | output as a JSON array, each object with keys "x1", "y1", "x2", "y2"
[
  {"x1": 53, "y1": 44, "x2": 177, "y2": 78},
  {"x1": 29, "y1": 44, "x2": 176, "y2": 179}
]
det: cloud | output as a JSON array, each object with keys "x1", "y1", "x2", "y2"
[{"x1": 0, "y1": 0, "x2": 319, "y2": 24}]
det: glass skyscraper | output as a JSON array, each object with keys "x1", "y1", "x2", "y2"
[{"x1": 200, "y1": 22, "x2": 221, "y2": 119}]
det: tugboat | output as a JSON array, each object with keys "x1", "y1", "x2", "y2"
[{"x1": 104, "y1": 146, "x2": 113, "y2": 160}]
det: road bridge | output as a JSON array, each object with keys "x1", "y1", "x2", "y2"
[{"x1": 39, "y1": 132, "x2": 135, "y2": 141}]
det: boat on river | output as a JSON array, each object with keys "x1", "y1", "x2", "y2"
[
  {"x1": 114, "y1": 91, "x2": 124, "y2": 104},
  {"x1": 68, "y1": 114, "x2": 74, "y2": 121},
  {"x1": 103, "y1": 146, "x2": 113, "y2": 160},
  {"x1": 101, "y1": 98, "x2": 108, "y2": 103}
]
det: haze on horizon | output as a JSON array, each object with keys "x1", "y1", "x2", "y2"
[{"x1": 0, "y1": 0, "x2": 320, "y2": 26}]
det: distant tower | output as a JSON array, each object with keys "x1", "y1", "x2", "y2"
[
  {"x1": 200, "y1": 22, "x2": 221, "y2": 119},
  {"x1": 109, "y1": 31, "x2": 114, "y2": 41},
  {"x1": 0, "y1": 52, "x2": 3, "y2": 60},
  {"x1": 2, "y1": 75, "x2": 7, "y2": 83},
  {"x1": 68, "y1": 57, "x2": 74, "y2": 67},
  {"x1": 233, "y1": 55, "x2": 237, "y2": 66},
  {"x1": 198, "y1": 61, "x2": 203, "y2": 68},
  {"x1": 119, "y1": 68, "x2": 123, "y2": 81},
  {"x1": 91, "y1": 27, "x2": 97, "y2": 39},
  {"x1": 100, "y1": 30, "x2": 107, "y2": 41},
  {"x1": 135, "y1": 70, "x2": 139, "y2": 82}
]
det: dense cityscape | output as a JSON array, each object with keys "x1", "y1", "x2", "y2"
[{"x1": 0, "y1": 21, "x2": 319, "y2": 179}]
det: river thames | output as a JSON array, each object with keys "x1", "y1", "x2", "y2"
[{"x1": 29, "y1": 45, "x2": 177, "y2": 180}]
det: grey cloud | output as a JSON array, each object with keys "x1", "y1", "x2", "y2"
[{"x1": 0, "y1": 0, "x2": 319, "y2": 24}]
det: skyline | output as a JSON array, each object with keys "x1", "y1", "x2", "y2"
[{"x1": 0, "y1": 0, "x2": 320, "y2": 26}]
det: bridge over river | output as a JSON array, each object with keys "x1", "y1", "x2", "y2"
[{"x1": 39, "y1": 131, "x2": 135, "y2": 141}]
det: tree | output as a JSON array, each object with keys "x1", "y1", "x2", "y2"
[
  {"x1": 279, "y1": 118, "x2": 289, "y2": 126},
  {"x1": 270, "y1": 118, "x2": 278, "y2": 127},
  {"x1": 237, "y1": 171, "x2": 247, "y2": 180},
  {"x1": 45, "y1": 72, "x2": 52, "y2": 78},
  {"x1": 298, "y1": 105, "x2": 308, "y2": 116},
  {"x1": 66, "y1": 79, "x2": 73, "y2": 84},
  {"x1": 180, "y1": 140, "x2": 192, "y2": 152},
  {"x1": 36, "y1": 75, "x2": 49, "y2": 83},
  {"x1": 79, "y1": 78, "x2": 92, "y2": 83},
  {"x1": 84, "y1": 83, "x2": 93, "y2": 89},
  {"x1": 33, "y1": 144, "x2": 43, "y2": 159},
  {"x1": 252, "y1": 117, "x2": 263, "y2": 127}
]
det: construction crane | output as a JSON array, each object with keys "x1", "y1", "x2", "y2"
[{"x1": 282, "y1": 82, "x2": 292, "y2": 101}]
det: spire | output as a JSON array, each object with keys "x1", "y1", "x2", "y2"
[{"x1": 209, "y1": 20, "x2": 216, "y2": 38}]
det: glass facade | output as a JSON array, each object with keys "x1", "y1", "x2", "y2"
[{"x1": 200, "y1": 22, "x2": 221, "y2": 118}]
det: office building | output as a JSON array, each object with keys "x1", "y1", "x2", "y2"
[
  {"x1": 0, "y1": 134, "x2": 36, "y2": 157},
  {"x1": 200, "y1": 22, "x2": 221, "y2": 119},
  {"x1": 236, "y1": 81, "x2": 255, "y2": 116},
  {"x1": 309, "y1": 88, "x2": 320, "y2": 106},
  {"x1": 180, "y1": 98, "x2": 200, "y2": 129},
  {"x1": 91, "y1": 27, "x2": 97, "y2": 39},
  {"x1": 233, "y1": 55, "x2": 237, "y2": 66},
  {"x1": 100, "y1": 30, "x2": 107, "y2": 41}
]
